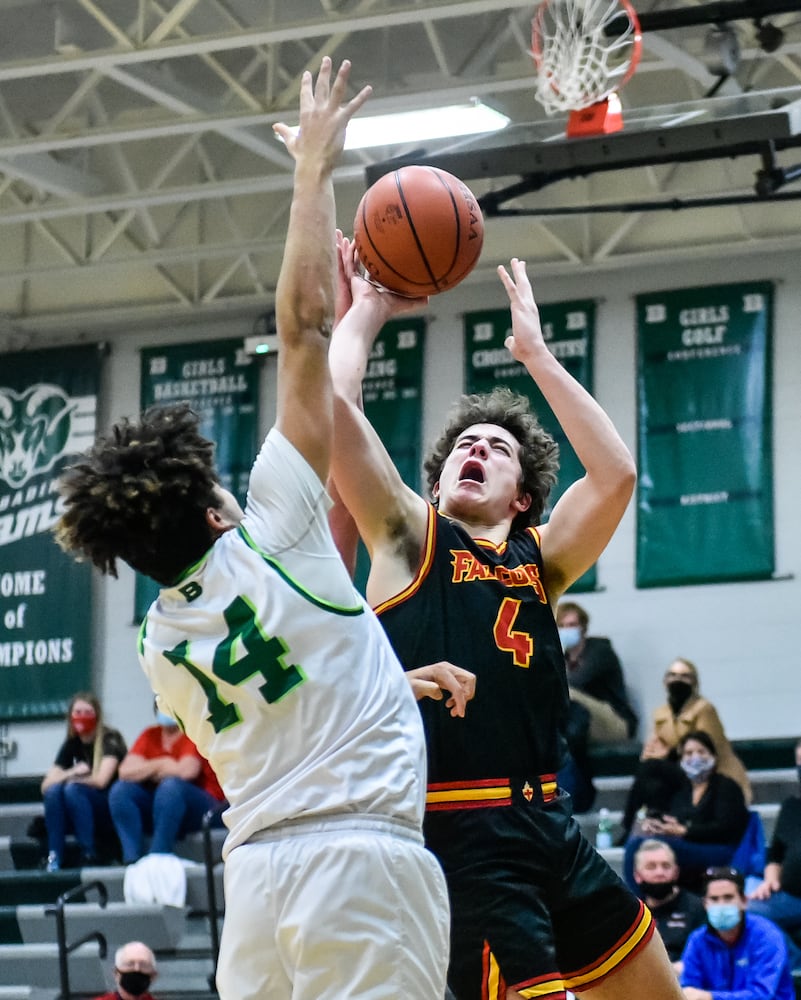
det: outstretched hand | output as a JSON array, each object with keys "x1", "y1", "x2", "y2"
[
  {"x1": 406, "y1": 661, "x2": 477, "y2": 718},
  {"x1": 335, "y1": 230, "x2": 428, "y2": 327},
  {"x1": 273, "y1": 57, "x2": 372, "y2": 170},
  {"x1": 497, "y1": 258, "x2": 548, "y2": 365}
]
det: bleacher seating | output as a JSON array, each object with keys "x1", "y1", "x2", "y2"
[{"x1": 0, "y1": 739, "x2": 798, "y2": 998}]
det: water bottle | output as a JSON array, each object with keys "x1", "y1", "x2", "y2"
[{"x1": 595, "y1": 807, "x2": 613, "y2": 850}]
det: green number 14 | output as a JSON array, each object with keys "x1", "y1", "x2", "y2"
[{"x1": 163, "y1": 596, "x2": 306, "y2": 732}]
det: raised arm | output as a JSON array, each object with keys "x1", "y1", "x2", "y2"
[
  {"x1": 271, "y1": 59, "x2": 371, "y2": 481},
  {"x1": 497, "y1": 259, "x2": 637, "y2": 600},
  {"x1": 328, "y1": 246, "x2": 430, "y2": 603}
]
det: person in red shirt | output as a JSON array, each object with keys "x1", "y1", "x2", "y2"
[
  {"x1": 109, "y1": 703, "x2": 225, "y2": 864},
  {"x1": 94, "y1": 940, "x2": 158, "y2": 1000}
]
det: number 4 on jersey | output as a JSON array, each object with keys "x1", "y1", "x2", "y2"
[{"x1": 493, "y1": 597, "x2": 534, "y2": 668}]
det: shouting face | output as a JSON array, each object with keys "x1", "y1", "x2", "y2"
[{"x1": 434, "y1": 423, "x2": 531, "y2": 529}]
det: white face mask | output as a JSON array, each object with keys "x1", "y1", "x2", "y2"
[
  {"x1": 681, "y1": 755, "x2": 716, "y2": 782},
  {"x1": 558, "y1": 626, "x2": 582, "y2": 652}
]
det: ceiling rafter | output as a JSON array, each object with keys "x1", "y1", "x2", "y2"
[{"x1": 0, "y1": 0, "x2": 796, "y2": 331}]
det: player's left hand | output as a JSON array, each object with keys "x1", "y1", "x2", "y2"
[
  {"x1": 683, "y1": 987, "x2": 713, "y2": 1000},
  {"x1": 406, "y1": 661, "x2": 476, "y2": 717},
  {"x1": 497, "y1": 258, "x2": 548, "y2": 365}
]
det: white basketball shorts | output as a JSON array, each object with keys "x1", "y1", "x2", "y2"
[{"x1": 216, "y1": 815, "x2": 450, "y2": 1000}]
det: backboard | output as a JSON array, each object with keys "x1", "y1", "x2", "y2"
[{"x1": 364, "y1": 86, "x2": 801, "y2": 206}]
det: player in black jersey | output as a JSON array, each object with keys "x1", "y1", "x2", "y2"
[{"x1": 329, "y1": 247, "x2": 683, "y2": 1000}]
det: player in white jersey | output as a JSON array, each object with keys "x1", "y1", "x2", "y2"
[{"x1": 54, "y1": 58, "x2": 450, "y2": 1000}]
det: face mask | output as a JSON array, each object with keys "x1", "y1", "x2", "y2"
[
  {"x1": 156, "y1": 710, "x2": 177, "y2": 728},
  {"x1": 680, "y1": 755, "x2": 715, "y2": 783},
  {"x1": 666, "y1": 679, "x2": 693, "y2": 712},
  {"x1": 706, "y1": 903, "x2": 742, "y2": 932},
  {"x1": 558, "y1": 626, "x2": 582, "y2": 653},
  {"x1": 70, "y1": 712, "x2": 96, "y2": 736},
  {"x1": 639, "y1": 880, "x2": 676, "y2": 902},
  {"x1": 118, "y1": 970, "x2": 152, "y2": 996}
]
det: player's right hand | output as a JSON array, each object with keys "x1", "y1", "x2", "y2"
[{"x1": 406, "y1": 661, "x2": 477, "y2": 717}]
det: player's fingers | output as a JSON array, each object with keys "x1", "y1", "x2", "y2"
[
  {"x1": 445, "y1": 694, "x2": 466, "y2": 718},
  {"x1": 326, "y1": 57, "x2": 349, "y2": 104},
  {"x1": 313, "y1": 56, "x2": 333, "y2": 103},
  {"x1": 496, "y1": 264, "x2": 515, "y2": 293},
  {"x1": 417, "y1": 680, "x2": 444, "y2": 701},
  {"x1": 345, "y1": 83, "x2": 373, "y2": 120},
  {"x1": 272, "y1": 122, "x2": 293, "y2": 147}
]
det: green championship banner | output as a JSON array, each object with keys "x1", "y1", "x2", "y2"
[
  {"x1": 135, "y1": 339, "x2": 259, "y2": 620},
  {"x1": 636, "y1": 282, "x2": 773, "y2": 587},
  {"x1": 0, "y1": 345, "x2": 101, "y2": 720},
  {"x1": 353, "y1": 317, "x2": 426, "y2": 592},
  {"x1": 464, "y1": 302, "x2": 596, "y2": 592}
]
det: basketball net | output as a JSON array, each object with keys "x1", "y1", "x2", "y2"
[{"x1": 531, "y1": 0, "x2": 642, "y2": 138}]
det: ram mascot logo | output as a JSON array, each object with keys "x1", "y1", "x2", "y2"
[{"x1": 0, "y1": 385, "x2": 76, "y2": 490}]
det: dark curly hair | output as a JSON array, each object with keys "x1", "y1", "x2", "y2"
[
  {"x1": 55, "y1": 403, "x2": 222, "y2": 585},
  {"x1": 424, "y1": 386, "x2": 559, "y2": 532}
]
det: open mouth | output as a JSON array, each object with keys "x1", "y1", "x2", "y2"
[{"x1": 459, "y1": 460, "x2": 485, "y2": 483}]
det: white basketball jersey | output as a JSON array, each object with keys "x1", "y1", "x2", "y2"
[{"x1": 138, "y1": 429, "x2": 427, "y2": 857}]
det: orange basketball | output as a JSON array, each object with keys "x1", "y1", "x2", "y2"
[{"x1": 353, "y1": 166, "x2": 484, "y2": 297}]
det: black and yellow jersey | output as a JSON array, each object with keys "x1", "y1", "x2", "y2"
[{"x1": 377, "y1": 503, "x2": 569, "y2": 786}]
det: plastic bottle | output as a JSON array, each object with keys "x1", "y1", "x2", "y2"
[{"x1": 595, "y1": 807, "x2": 613, "y2": 850}]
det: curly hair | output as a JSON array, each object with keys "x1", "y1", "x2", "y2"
[
  {"x1": 424, "y1": 386, "x2": 559, "y2": 532},
  {"x1": 55, "y1": 403, "x2": 221, "y2": 585}
]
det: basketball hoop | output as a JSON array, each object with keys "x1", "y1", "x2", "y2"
[{"x1": 531, "y1": 0, "x2": 642, "y2": 138}]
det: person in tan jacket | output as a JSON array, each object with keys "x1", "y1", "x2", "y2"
[{"x1": 619, "y1": 658, "x2": 751, "y2": 841}]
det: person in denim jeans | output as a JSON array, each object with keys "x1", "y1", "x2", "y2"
[
  {"x1": 110, "y1": 704, "x2": 225, "y2": 863},
  {"x1": 41, "y1": 691, "x2": 126, "y2": 870}
]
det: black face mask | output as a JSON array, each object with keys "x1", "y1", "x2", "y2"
[
  {"x1": 118, "y1": 970, "x2": 152, "y2": 997},
  {"x1": 639, "y1": 880, "x2": 676, "y2": 902},
  {"x1": 666, "y1": 679, "x2": 693, "y2": 713}
]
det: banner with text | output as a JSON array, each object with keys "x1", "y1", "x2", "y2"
[
  {"x1": 0, "y1": 345, "x2": 100, "y2": 720},
  {"x1": 464, "y1": 302, "x2": 597, "y2": 591},
  {"x1": 135, "y1": 339, "x2": 259, "y2": 620},
  {"x1": 363, "y1": 317, "x2": 426, "y2": 491},
  {"x1": 353, "y1": 317, "x2": 426, "y2": 592},
  {"x1": 636, "y1": 282, "x2": 773, "y2": 587}
]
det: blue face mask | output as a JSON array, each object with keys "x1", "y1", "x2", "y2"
[
  {"x1": 558, "y1": 626, "x2": 582, "y2": 653},
  {"x1": 706, "y1": 903, "x2": 742, "y2": 932},
  {"x1": 680, "y1": 755, "x2": 715, "y2": 783},
  {"x1": 156, "y1": 710, "x2": 177, "y2": 728}
]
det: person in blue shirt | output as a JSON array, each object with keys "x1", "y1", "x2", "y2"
[{"x1": 681, "y1": 866, "x2": 795, "y2": 1000}]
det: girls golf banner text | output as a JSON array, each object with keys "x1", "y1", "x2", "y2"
[{"x1": 636, "y1": 282, "x2": 773, "y2": 587}]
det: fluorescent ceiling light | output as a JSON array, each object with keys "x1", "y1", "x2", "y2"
[
  {"x1": 346, "y1": 101, "x2": 510, "y2": 149},
  {"x1": 284, "y1": 101, "x2": 510, "y2": 151}
]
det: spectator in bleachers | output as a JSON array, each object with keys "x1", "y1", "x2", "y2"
[
  {"x1": 618, "y1": 658, "x2": 751, "y2": 841},
  {"x1": 109, "y1": 702, "x2": 226, "y2": 864},
  {"x1": 746, "y1": 736, "x2": 801, "y2": 971},
  {"x1": 633, "y1": 839, "x2": 707, "y2": 974},
  {"x1": 624, "y1": 731, "x2": 750, "y2": 894},
  {"x1": 680, "y1": 866, "x2": 795, "y2": 1000},
  {"x1": 556, "y1": 600, "x2": 639, "y2": 744},
  {"x1": 94, "y1": 940, "x2": 158, "y2": 1000},
  {"x1": 41, "y1": 691, "x2": 127, "y2": 871}
]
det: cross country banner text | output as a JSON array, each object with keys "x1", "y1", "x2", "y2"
[{"x1": 464, "y1": 302, "x2": 597, "y2": 592}]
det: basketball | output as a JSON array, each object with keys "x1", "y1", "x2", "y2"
[{"x1": 353, "y1": 166, "x2": 484, "y2": 297}]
